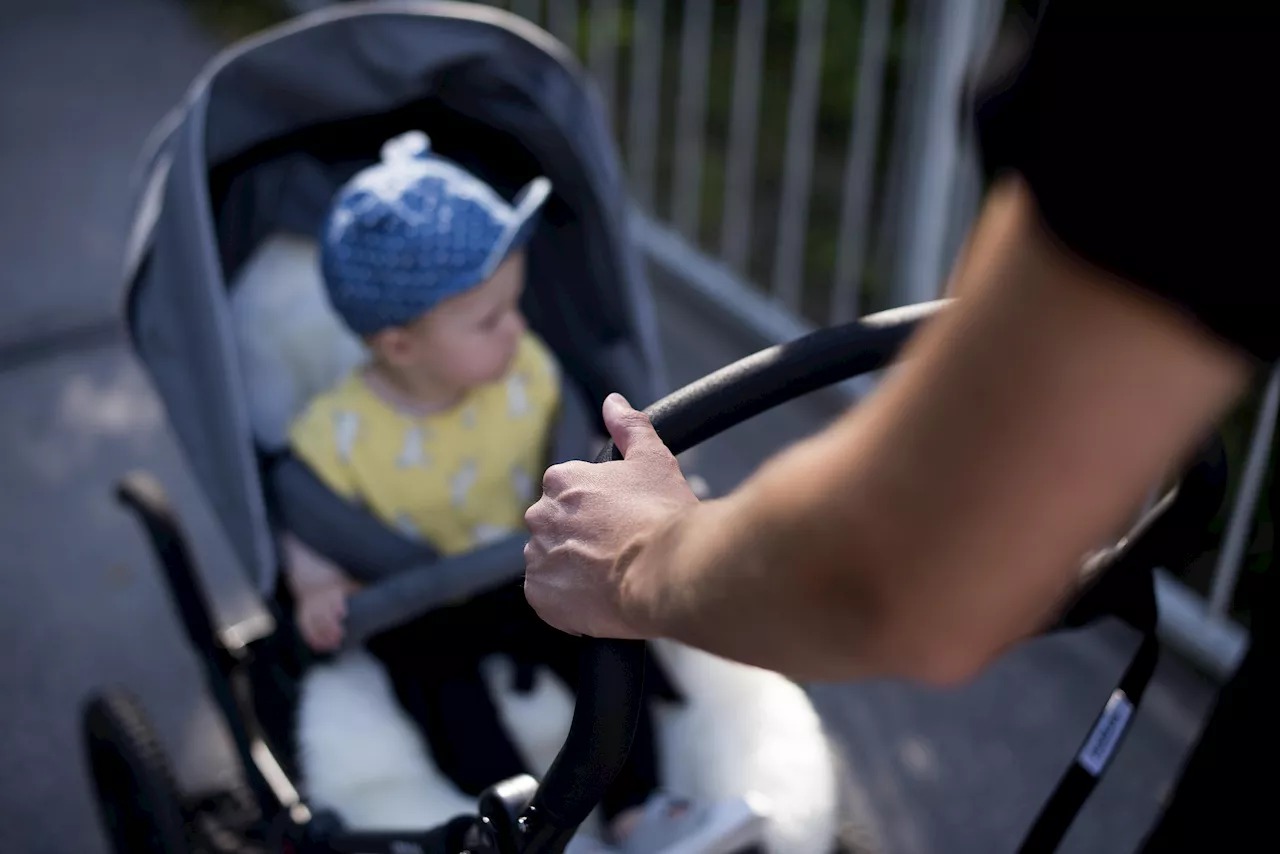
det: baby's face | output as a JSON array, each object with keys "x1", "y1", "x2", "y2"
[{"x1": 389, "y1": 251, "x2": 528, "y2": 392}]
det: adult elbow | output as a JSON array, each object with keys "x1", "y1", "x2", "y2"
[
  {"x1": 906, "y1": 644, "x2": 992, "y2": 688},
  {"x1": 862, "y1": 605, "x2": 998, "y2": 689}
]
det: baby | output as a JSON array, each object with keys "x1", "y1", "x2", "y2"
[{"x1": 283, "y1": 132, "x2": 763, "y2": 853}]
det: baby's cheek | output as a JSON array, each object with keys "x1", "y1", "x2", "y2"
[
  {"x1": 488, "y1": 336, "x2": 520, "y2": 379},
  {"x1": 459, "y1": 345, "x2": 505, "y2": 386}
]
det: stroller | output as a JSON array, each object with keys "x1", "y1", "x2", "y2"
[
  {"x1": 81, "y1": 3, "x2": 1235, "y2": 853},
  {"x1": 84, "y1": 3, "x2": 847, "y2": 853}
]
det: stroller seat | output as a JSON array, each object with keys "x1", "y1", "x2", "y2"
[{"x1": 229, "y1": 231, "x2": 842, "y2": 850}]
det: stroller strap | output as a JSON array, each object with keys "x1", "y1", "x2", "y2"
[
  {"x1": 1019, "y1": 615, "x2": 1159, "y2": 853},
  {"x1": 1018, "y1": 457, "x2": 1223, "y2": 852}
]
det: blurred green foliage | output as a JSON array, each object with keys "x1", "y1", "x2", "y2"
[{"x1": 187, "y1": 0, "x2": 290, "y2": 40}]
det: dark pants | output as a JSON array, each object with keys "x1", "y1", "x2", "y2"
[{"x1": 365, "y1": 582, "x2": 660, "y2": 820}]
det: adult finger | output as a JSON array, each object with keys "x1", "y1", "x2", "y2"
[
  {"x1": 522, "y1": 534, "x2": 546, "y2": 571},
  {"x1": 523, "y1": 578, "x2": 582, "y2": 638},
  {"x1": 542, "y1": 460, "x2": 591, "y2": 497},
  {"x1": 526, "y1": 487, "x2": 577, "y2": 535},
  {"x1": 524, "y1": 494, "x2": 551, "y2": 533},
  {"x1": 602, "y1": 393, "x2": 671, "y2": 462}
]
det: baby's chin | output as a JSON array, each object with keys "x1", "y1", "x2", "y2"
[{"x1": 492, "y1": 348, "x2": 521, "y2": 380}]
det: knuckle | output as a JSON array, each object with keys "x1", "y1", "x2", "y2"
[{"x1": 542, "y1": 463, "x2": 569, "y2": 492}]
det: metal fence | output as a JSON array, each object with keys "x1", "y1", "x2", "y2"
[{"x1": 302, "y1": 0, "x2": 1261, "y2": 681}]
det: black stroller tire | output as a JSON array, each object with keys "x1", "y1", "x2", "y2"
[{"x1": 83, "y1": 688, "x2": 190, "y2": 854}]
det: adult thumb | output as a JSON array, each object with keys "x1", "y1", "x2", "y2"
[{"x1": 602, "y1": 393, "x2": 669, "y2": 461}]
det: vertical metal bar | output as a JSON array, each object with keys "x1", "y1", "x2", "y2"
[
  {"x1": 718, "y1": 0, "x2": 768, "y2": 274},
  {"x1": 881, "y1": 0, "x2": 984, "y2": 308},
  {"x1": 548, "y1": 0, "x2": 580, "y2": 53},
  {"x1": 939, "y1": 0, "x2": 1004, "y2": 279},
  {"x1": 628, "y1": 0, "x2": 665, "y2": 211},
  {"x1": 588, "y1": 0, "x2": 620, "y2": 121},
  {"x1": 830, "y1": 0, "x2": 891, "y2": 324},
  {"x1": 871, "y1": 0, "x2": 925, "y2": 307},
  {"x1": 511, "y1": 0, "x2": 542, "y2": 23},
  {"x1": 1209, "y1": 365, "x2": 1280, "y2": 617},
  {"x1": 770, "y1": 0, "x2": 828, "y2": 311},
  {"x1": 671, "y1": 0, "x2": 714, "y2": 241}
]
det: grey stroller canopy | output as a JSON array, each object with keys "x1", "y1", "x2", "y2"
[{"x1": 122, "y1": 1, "x2": 665, "y2": 594}]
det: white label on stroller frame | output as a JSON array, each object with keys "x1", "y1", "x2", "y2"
[{"x1": 1077, "y1": 689, "x2": 1133, "y2": 776}]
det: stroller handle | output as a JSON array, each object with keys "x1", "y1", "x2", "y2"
[{"x1": 519, "y1": 300, "x2": 946, "y2": 850}]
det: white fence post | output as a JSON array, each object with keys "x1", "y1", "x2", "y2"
[
  {"x1": 719, "y1": 0, "x2": 768, "y2": 275},
  {"x1": 880, "y1": 0, "x2": 994, "y2": 308},
  {"x1": 830, "y1": 0, "x2": 892, "y2": 324},
  {"x1": 626, "y1": 0, "x2": 665, "y2": 212},
  {"x1": 588, "y1": 0, "x2": 620, "y2": 121},
  {"x1": 770, "y1": 0, "x2": 828, "y2": 313},
  {"x1": 671, "y1": 0, "x2": 714, "y2": 241},
  {"x1": 1210, "y1": 365, "x2": 1280, "y2": 617}
]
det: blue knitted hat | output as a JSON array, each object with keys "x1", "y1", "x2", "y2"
[{"x1": 319, "y1": 131, "x2": 552, "y2": 336}]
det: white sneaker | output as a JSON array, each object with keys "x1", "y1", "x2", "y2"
[{"x1": 614, "y1": 792, "x2": 769, "y2": 854}]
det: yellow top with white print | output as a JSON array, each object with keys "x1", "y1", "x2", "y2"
[{"x1": 288, "y1": 332, "x2": 560, "y2": 555}]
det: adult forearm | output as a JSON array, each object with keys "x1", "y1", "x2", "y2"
[
  {"x1": 535, "y1": 178, "x2": 1250, "y2": 689},
  {"x1": 619, "y1": 428, "x2": 896, "y2": 682}
]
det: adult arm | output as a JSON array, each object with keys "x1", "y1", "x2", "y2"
[
  {"x1": 524, "y1": 177, "x2": 1250, "y2": 684},
  {"x1": 526, "y1": 5, "x2": 1274, "y2": 684}
]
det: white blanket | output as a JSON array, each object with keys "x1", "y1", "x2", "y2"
[{"x1": 297, "y1": 640, "x2": 841, "y2": 851}]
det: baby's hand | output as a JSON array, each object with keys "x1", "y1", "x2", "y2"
[
  {"x1": 297, "y1": 585, "x2": 350, "y2": 653},
  {"x1": 280, "y1": 532, "x2": 361, "y2": 653}
]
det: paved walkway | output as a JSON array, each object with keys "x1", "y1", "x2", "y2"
[
  {"x1": 1, "y1": 4, "x2": 237, "y2": 853},
  {"x1": 0, "y1": 3, "x2": 1220, "y2": 853}
]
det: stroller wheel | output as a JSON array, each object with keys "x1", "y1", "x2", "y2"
[{"x1": 83, "y1": 688, "x2": 190, "y2": 854}]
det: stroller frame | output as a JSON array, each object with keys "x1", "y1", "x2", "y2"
[{"x1": 102, "y1": 470, "x2": 486, "y2": 854}]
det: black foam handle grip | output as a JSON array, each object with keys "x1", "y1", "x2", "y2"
[{"x1": 519, "y1": 301, "x2": 943, "y2": 849}]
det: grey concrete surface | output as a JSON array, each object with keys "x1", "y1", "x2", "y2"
[
  {"x1": 0, "y1": 2, "x2": 1222, "y2": 854},
  {"x1": 0, "y1": 344, "x2": 259, "y2": 854},
  {"x1": 0, "y1": 3, "x2": 230, "y2": 852},
  {"x1": 0, "y1": 0, "x2": 214, "y2": 348}
]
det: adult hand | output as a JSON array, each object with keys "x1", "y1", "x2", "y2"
[{"x1": 524, "y1": 393, "x2": 700, "y2": 637}]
